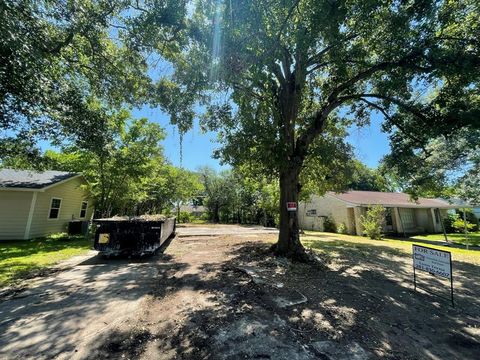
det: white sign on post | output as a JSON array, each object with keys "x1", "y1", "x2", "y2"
[{"x1": 412, "y1": 245, "x2": 452, "y2": 279}]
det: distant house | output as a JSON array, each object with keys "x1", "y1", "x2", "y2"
[
  {"x1": 178, "y1": 204, "x2": 206, "y2": 217},
  {"x1": 0, "y1": 169, "x2": 93, "y2": 240},
  {"x1": 299, "y1": 191, "x2": 463, "y2": 236},
  {"x1": 443, "y1": 198, "x2": 480, "y2": 221}
]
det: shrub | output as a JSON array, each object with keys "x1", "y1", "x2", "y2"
[
  {"x1": 444, "y1": 211, "x2": 479, "y2": 233},
  {"x1": 323, "y1": 215, "x2": 337, "y2": 233},
  {"x1": 178, "y1": 211, "x2": 193, "y2": 223},
  {"x1": 443, "y1": 213, "x2": 458, "y2": 233},
  {"x1": 452, "y1": 218, "x2": 477, "y2": 233},
  {"x1": 360, "y1": 205, "x2": 386, "y2": 240},
  {"x1": 337, "y1": 222, "x2": 348, "y2": 234}
]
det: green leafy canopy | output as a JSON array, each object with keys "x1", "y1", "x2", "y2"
[{"x1": 154, "y1": 0, "x2": 479, "y2": 191}]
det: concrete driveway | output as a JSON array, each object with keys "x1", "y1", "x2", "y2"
[
  {"x1": 0, "y1": 224, "x2": 278, "y2": 360},
  {"x1": 0, "y1": 253, "x2": 160, "y2": 359}
]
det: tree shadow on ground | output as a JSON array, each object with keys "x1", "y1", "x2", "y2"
[
  {"x1": 0, "y1": 237, "x2": 183, "y2": 360},
  {"x1": 87, "y1": 237, "x2": 480, "y2": 360}
]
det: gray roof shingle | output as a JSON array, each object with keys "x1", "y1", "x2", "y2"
[{"x1": 0, "y1": 168, "x2": 80, "y2": 189}]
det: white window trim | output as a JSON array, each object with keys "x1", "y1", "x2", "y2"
[
  {"x1": 48, "y1": 197, "x2": 63, "y2": 220},
  {"x1": 79, "y1": 201, "x2": 88, "y2": 219}
]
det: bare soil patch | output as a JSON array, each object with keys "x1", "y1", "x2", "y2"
[{"x1": 87, "y1": 232, "x2": 480, "y2": 360}]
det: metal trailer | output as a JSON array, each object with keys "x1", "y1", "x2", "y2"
[{"x1": 93, "y1": 216, "x2": 176, "y2": 256}]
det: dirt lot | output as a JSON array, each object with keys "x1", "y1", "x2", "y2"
[{"x1": 1, "y1": 225, "x2": 479, "y2": 359}]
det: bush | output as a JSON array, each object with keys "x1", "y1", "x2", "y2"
[
  {"x1": 178, "y1": 211, "x2": 193, "y2": 223},
  {"x1": 337, "y1": 222, "x2": 348, "y2": 234},
  {"x1": 200, "y1": 212, "x2": 210, "y2": 221},
  {"x1": 444, "y1": 211, "x2": 479, "y2": 233},
  {"x1": 323, "y1": 215, "x2": 337, "y2": 233},
  {"x1": 443, "y1": 213, "x2": 458, "y2": 233},
  {"x1": 360, "y1": 205, "x2": 386, "y2": 240},
  {"x1": 452, "y1": 218, "x2": 477, "y2": 233}
]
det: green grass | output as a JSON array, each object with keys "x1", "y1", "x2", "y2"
[
  {"x1": 0, "y1": 233, "x2": 91, "y2": 287},
  {"x1": 189, "y1": 219, "x2": 209, "y2": 224},
  {"x1": 411, "y1": 232, "x2": 480, "y2": 246},
  {"x1": 301, "y1": 231, "x2": 480, "y2": 265}
]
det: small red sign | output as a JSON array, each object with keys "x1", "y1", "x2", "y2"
[{"x1": 286, "y1": 202, "x2": 297, "y2": 211}]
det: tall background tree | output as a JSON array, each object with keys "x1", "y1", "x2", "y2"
[
  {"x1": 198, "y1": 166, "x2": 280, "y2": 225},
  {"x1": 0, "y1": 0, "x2": 186, "y2": 162},
  {"x1": 149, "y1": 0, "x2": 479, "y2": 259},
  {"x1": 42, "y1": 107, "x2": 166, "y2": 217},
  {"x1": 383, "y1": 126, "x2": 480, "y2": 204}
]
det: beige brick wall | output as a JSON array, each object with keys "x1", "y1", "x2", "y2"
[
  {"x1": 299, "y1": 194, "x2": 351, "y2": 232},
  {"x1": 415, "y1": 208, "x2": 432, "y2": 232},
  {"x1": 299, "y1": 194, "x2": 453, "y2": 236}
]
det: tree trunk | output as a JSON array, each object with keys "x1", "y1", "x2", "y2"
[
  {"x1": 213, "y1": 204, "x2": 220, "y2": 223},
  {"x1": 273, "y1": 168, "x2": 309, "y2": 261}
]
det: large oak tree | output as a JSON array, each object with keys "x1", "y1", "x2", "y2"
[{"x1": 155, "y1": 0, "x2": 479, "y2": 260}]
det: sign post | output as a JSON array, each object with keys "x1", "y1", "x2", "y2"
[{"x1": 412, "y1": 244, "x2": 454, "y2": 307}]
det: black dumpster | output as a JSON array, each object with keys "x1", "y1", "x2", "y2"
[{"x1": 93, "y1": 215, "x2": 176, "y2": 256}]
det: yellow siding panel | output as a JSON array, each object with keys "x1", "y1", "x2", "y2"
[
  {"x1": 0, "y1": 191, "x2": 32, "y2": 240},
  {"x1": 29, "y1": 177, "x2": 93, "y2": 238}
]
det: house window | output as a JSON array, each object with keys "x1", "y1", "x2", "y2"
[
  {"x1": 306, "y1": 209, "x2": 317, "y2": 217},
  {"x1": 80, "y1": 201, "x2": 88, "y2": 218},
  {"x1": 49, "y1": 198, "x2": 62, "y2": 219},
  {"x1": 434, "y1": 209, "x2": 440, "y2": 224}
]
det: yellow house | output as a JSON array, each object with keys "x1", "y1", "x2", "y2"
[
  {"x1": 299, "y1": 191, "x2": 462, "y2": 236},
  {"x1": 0, "y1": 169, "x2": 93, "y2": 240}
]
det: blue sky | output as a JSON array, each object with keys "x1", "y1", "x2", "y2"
[
  {"x1": 347, "y1": 115, "x2": 391, "y2": 168},
  {"x1": 108, "y1": 48, "x2": 392, "y2": 172},
  {"x1": 131, "y1": 105, "x2": 225, "y2": 170},
  {"x1": 131, "y1": 105, "x2": 391, "y2": 171},
  {"x1": 37, "y1": 104, "x2": 390, "y2": 171}
]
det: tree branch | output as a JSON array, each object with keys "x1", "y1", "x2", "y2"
[
  {"x1": 275, "y1": 0, "x2": 301, "y2": 44},
  {"x1": 306, "y1": 33, "x2": 358, "y2": 67},
  {"x1": 293, "y1": 86, "x2": 429, "y2": 163},
  {"x1": 293, "y1": 97, "x2": 346, "y2": 162},
  {"x1": 327, "y1": 52, "x2": 422, "y2": 102},
  {"x1": 357, "y1": 98, "x2": 431, "y2": 155},
  {"x1": 341, "y1": 93, "x2": 429, "y2": 122}
]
